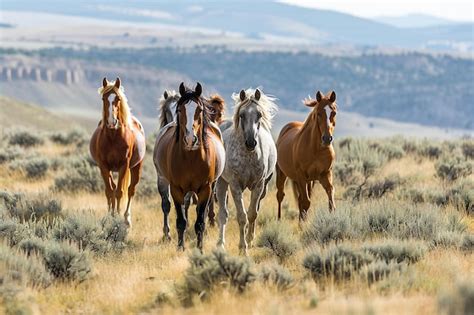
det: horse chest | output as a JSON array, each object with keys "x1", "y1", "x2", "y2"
[{"x1": 224, "y1": 145, "x2": 265, "y2": 188}]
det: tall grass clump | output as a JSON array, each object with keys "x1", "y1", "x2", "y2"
[
  {"x1": 7, "y1": 129, "x2": 44, "y2": 148},
  {"x1": 256, "y1": 220, "x2": 299, "y2": 262},
  {"x1": 176, "y1": 250, "x2": 257, "y2": 306},
  {"x1": 259, "y1": 264, "x2": 294, "y2": 290}
]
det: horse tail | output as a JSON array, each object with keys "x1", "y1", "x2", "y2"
[
  {"x1": 290, "y1": 180, "x2": 315, "y2": 201},
  {"x1": 207, "y1": 94, "x2": 226, "y2": 125}
]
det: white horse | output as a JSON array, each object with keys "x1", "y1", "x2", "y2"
[{"x1": 216, "y1": 88, "x2": 277, "y2": 255}]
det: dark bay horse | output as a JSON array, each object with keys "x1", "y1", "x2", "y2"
[
  {"x1": 276, "y1": 91, "x2": 337, "y2": 221},
  {"x1": 90, "y1": 77, "x2": 146, "y2": 227},
  {"x1": 153, "y1": 82, "x2": 225, "y2": 250}
]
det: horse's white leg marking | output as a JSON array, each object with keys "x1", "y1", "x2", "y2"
[
  {"x1": 229, "y1": 184, "x2": 248, "y2": 255},
  {"x1": 216, "y1": 178, "x2": 229, "y2": 249},
  {"x1": 124, "y1": 198, "x2": 132, "y2": 228},
  {"x1": 246, "y1": 181, "x2": 265, "y2": 247}
]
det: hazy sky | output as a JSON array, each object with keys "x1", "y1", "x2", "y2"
[{"x1": 281, "y1": 0, "x2": 473, "y2": 22}]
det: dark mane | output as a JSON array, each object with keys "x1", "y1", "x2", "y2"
[{"x1": 175, "y1": 86, "x2": 211, "y2": 150}]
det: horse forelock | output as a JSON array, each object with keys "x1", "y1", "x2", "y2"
[
  {"x1": 175, "y1": 92, "x2": 211, "y2": 149},
  {"x1": 231, "y1": 88, "x2": 277, "y2": 131},
  {"x1": 98, "y1": 82, "x2": 132, "y2": 128}
]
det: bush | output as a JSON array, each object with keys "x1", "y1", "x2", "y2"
[
  {"x1": 8, "y1": 129, "x2": 44, "y2": 147},
  {"x1": 0, "y1": 146, "x2": 24, "y2": 164},
  {"x1": 24, "y1": 158, "x2": 50, "y2": 179},
  {"x1": 461, "y1": 140, "x2": 474, "y2": 159},
  {"x1": 360, "y1": 261, "x2": 404, "y2": 285},
  {"x1": 345, "y1": 174, "x2": 402, "y2": 200},
  {"x1": 438, "y1": 281, "x2": 474, "y2": 315},
  {"x1": 1, "y1": 191, "x2": 62, "y2": 222},
  {"x1": 18, "y1": 237, "x2": 46, "y2": 257},
  {"x1": 43, "y1": 242, "x2": 91, "y2": 282},
  {"x1": 432, "y1": 232, "x2": 464, "y2": 249},
  {"x1": 259, "y1": 264, "x2": 294, "y2": 290},
  {"x1": 418, "y1": 141, "x2": 442, "y2": 159},
  {"x1": 0, "y1": 219, "x2": 33, "y2": 247},
  {"x1": 362, "y1": 240, "x2": 426, "y2": 264},
  {"x1": 49, "y1": 128, "x2": 87, "y2": 146},
  {"x1": 176, "y1": 250, "x2": 257, "y2": 306},
  {"x1": 436, "y1": 156, "x2": 472, "y2": 182},
  {"x1": 302, "y1": 208, "x2": 353, "y2": 245},
  {"x1": 303, "y1": 244, "x2": 373, "y2": 280},
  {"x1": 461, "y1": 234, "x2": 474, "y2": 252},
  {"x1": 54, "y1": 158, "x2": 103, "y2": 193},
  {"x1": 0, "y1": 244, "x2": 51, "y2": 288},
  {"x1": 256, "y1": 220, "x2": 299, "y2": 261}
]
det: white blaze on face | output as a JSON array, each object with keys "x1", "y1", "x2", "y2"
[
  {"x1": 325, "y1": 105, "x2": 332, "y2": 124},
  {"x1": 185, "y1": 101, "x2": 197, "y2": 136},
  {"x1": 107, "y1": 93, "x2": 116, "y2": 127}
]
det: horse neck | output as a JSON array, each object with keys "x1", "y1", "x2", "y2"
[{"x1": 300, "y1": 111, "x2": 322, "y2": 149}]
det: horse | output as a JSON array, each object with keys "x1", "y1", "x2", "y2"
[
  {"x1": 153, "y1": 82, "x2": 225, "y2": 251},
  {"x1": 216, "y1": 88, "x2": 277, "y2": 255},
  {"x1": 275, "y1": 90, "x2": 337, "y2": 221},
  {"x1": 155, "y1": 90, "x2": 226, "y2": 241},
  {"x1": 90, "y1": 77, "x2": 146, "y2": 227}
]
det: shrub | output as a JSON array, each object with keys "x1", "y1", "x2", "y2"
[
  {"x1": 418, "y1": 141, "x2": 442, "y2": 159},
  {"x1": 460, "y1": 234, "x2": 474, "y2": 252},
  {"x1": 54, "y1": 158, "x2": 103, "y2": 193},
  {"x1": 256, "y1": 220, "x2": 299, "y2": 261},
  {"x1": 49, "y1": 128, "x2": 87, "y2": 146},
  {"x1": 43, "y1": 242, "x2": 91, "y2": 282},
  {"x1": 0, "y1": 219, "x2": 33, "y2": 247},
  {"x1": 8, "y1": 130, "x2": 44, "y2": 147},
  {"x1": 432, "y1": 232, "x2": 464, "y2": 249},
  {"x1": 362, "y1": 240, "x2": 426, "y2": 264},
  {"x1": 360, "y1": 261, "x2": 404, "y2": 285},
  {"x1": 176, "y1": 250, "x2": 257, "y2": 306},
  {"x1": 18, "y1": 237, "x2": 46, "y2": 257},
  {"x1": 24, "y1": 158, "x2": 50, "y2": 179},
  {"x1": 303, "y1": 244, "x2": 373, "y2": 280},
  {"x1": 302, "y1": 208, "x2": 353, "y2": 245},
  {"x1": 259, "y1": 264, "x2": 294, "y2": 290},
  {"x1": 1, "y1": 191, "x2": 62, "y2": 222},
  {"x1": 436, "y1": 156, "x2": 472, "y2": 182},
  {"x1": 0, "y1": 146, "x2": 24, "y2": 164},
  {"x1": 438, "y1": 281, "x2": 474, "y2": 315},
  {"x1": 345, "y1": 174, "x2": 402, "y2": 200},
  {"x1": 0, "y1": 244, "x2": 51, "y2": 288},
  {"x1": 461, "y1": 140, "x2": 474, "y2": 159}
]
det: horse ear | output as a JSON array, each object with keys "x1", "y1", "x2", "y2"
[
  {"x1": 195, "y1": 82, "x2": 202, "y2": 97},
  {"x1": 240, "y1": 90, "x2": 246, "y2": 101},
  {"x1": 255, "y1": 89, "x2": 261, "y2": 101},
  {"x1": 114, "y1": 77, "x2": 121, "y2": 89},
  {"x1": 102, "y1": 77, "x2": 107, "y2": 88},
  {"x1": 329, "y1": 91, "x2": 336, "y2": 103},
  {"x1": 179, "y1": 82, "x2": 186, "y2": 96},
  {"x1": 164, "y1": 91, "x2": 168, "y2": 99},
  {"x1": 316, "y1": 91, "x2": 322, "y2": 102}
]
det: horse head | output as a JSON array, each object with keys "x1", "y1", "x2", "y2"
[
  {"x1": 100, "y1": 77, "x2": 130, "y2": 130},
  {"x1": 176, "y1": 82, "x2": 208, "y2": 151},
  {"x1": 305, "y1": 90, "x2": 337, "y2": 147}
]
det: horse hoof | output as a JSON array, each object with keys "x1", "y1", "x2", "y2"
[
  {"x1": 162, "y1": 235, "x2": 172, "y2": 242},
  {"x1": 216, "y1": 242, "x2": 225, "y2": 251}
]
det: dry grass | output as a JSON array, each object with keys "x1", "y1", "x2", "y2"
[{"x1": 1, "y1": 136, "x2": 473, "y2": 315}]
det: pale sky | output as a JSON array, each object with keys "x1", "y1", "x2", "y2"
[{"x1": 281, "y1": 0, "x2": 473, "y2": 22}]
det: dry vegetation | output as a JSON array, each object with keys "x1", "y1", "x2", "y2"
[{"x1": 0, "y1": 128, "x2": 473, "y2": 315}]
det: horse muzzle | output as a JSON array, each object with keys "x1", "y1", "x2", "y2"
[
  {"x1": 184, "y1": 134, "x2": 200, "y2": 150},
  {"x1": 107, "y1": 119, "x2": 120, "y2": 129},
  {"x1": 245, "y1": 138, "x2": 257, "y2": 151},
  {"x1": 322, "y1": 134, "x2": 333, "y2": 146}
]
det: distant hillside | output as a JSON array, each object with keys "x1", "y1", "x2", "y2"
[
  {"x1": 374, "y1": 14, "x2": 459, "y2": 28},
  {"x1": 2, "y1": 0, "x2": 473, "y2": 52},
  {"x1": 0, "y1": 96, "x2": 78, "y2": 131}
]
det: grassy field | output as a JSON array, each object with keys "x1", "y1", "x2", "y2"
[{"x1": 0, "y1": 127, "x2": 473, "y2": 315}]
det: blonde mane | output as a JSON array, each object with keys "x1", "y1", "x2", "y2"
[
  {"x1": 231, "y1": 88, "x2": 278, "y2": 131},
  {"x1": 98, "y1": 80, "x2": 132, "y2": 128},
  {"x1": 158, "y1": 90, "x2": 179, "y2": 128}
]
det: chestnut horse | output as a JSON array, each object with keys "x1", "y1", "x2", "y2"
[
  {"x1": 155, "y1": 90, "x2": 225, "y2": 241},
  {"x1": 276, "y1": 91, "x2": 337, "y2": 221},
  {"x1": 153, "y1": 82, "x2": 225, "y2": 250},
  {"x1": 90, "y1": 77, "x2": 146, "y2": 227}
]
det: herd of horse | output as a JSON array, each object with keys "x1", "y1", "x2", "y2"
[{"x1": 89, "y1": 78, "x2": 337, "y2": 252}]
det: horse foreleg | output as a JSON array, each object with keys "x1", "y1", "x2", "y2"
[
  {"x1": 319, "y1": 171, "x2": 336, "y2": 212},
  {"x1": 124, "y1": 163, "x2": 142, "y2": 228},
  {"x1": 158, "y1": 176, "x2": 172, "y2": 241},
  {"x1": 115, "y1": 165, "x2": 130, "y2": 217},
  {"x1": 195, "y1": 185, "x2": 211, "y2": 252},
  {"x1": 246, "y1": 180, "x2": 265, "y2": 247},
  {"x1": 230, "y1": 184, "x2": 248, "y2": 255},
  {"x1": 171, "y1": 186, "x2": 186, "y2": 251},
  {"x1": 216, "y1": 178, "x2": 229, "y2": 250},
  {"x1": 275, "y1": 164, "x2": 287, "y2": 220},
  {"x1": 99, "y1": 167, "x2": 115, "y2": 214}
]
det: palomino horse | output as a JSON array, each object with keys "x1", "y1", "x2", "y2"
[
  {"x1": 216, "y1": 88, "x2": 277, "y2": 255},
  {"x1": 155, "y1": 90, "x2": 225, "y2": 241},
  {"x1": 153, "y1": 82, "x2": 225, "y2": 250},
  {"x1": 90, "y1": 77, "x2": 146, "y2": 227},
  {"x1": 276, "y1": 91, "x2": 337, "y2": 221}
]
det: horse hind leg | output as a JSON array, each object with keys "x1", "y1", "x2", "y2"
[
  {"x1": 158, "y1": 176, "x2": 172, "y2": 241},
  {"x1": 124, "y1": 163, "x2": 142, "y2": 228},
  {"x1": 275, "y1": 164, "x2": 287, "y2": 220}
]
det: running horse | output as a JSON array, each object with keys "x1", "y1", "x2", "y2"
[
  {"x1": 90, "y1": 77, "x2": 146, "y2": 227},
  {"x1": 276, "y1": 91, "x2": 337, "y2": 221},
  {"x1": 154, "y1": 82, "x2": 225, "y2": 250}
]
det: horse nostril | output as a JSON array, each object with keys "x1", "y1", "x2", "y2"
[
  {"x1": 192, "y1": 135, "x2": 198, "y2": 144},
  {"x1": 328, "y1": 136, "x2": 333, "y2": 143}
]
